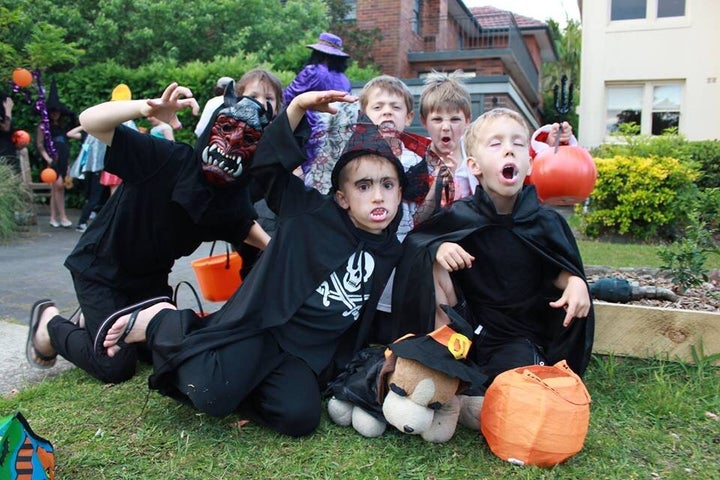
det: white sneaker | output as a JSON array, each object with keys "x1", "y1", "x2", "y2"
[{"x1": 75, "y1": 223, "x2": 87, "y2": 233}]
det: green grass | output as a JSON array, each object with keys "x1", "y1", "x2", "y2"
[
  {"x1": 577, "y1": 239, "x2": 720, "y2": 269},
  {"x1": 2, "y1": 355, "x2": 718, "y2": 479}
]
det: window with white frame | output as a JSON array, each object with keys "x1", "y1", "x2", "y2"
[
  {"x1": 651, "y1": 84, "x2": 681, "y2": 134},
  {"x1": 610, "y1": 0, "x2": 685, "y2": 20},
  {"x1": 606, "y1": 83, "x2": 682, "y2": 136}
]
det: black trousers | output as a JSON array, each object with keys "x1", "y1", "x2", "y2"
[
  {"x1": 464, "y1": 335, "x2": 548, "y2": 396},
  {"x1": 47, "y1": 274, "x2": 171, "y2": 384},
  {"x1": 147, "y1": 309, "x2": 322, "y2": 437}
]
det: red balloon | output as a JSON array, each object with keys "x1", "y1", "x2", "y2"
[
  {"x1": 528, "y1": 145, "x2": 597, "y2": 206},
  {"x1": 12, "y1": 68, "x2": 33, "y2": 88},
  {"x1": 40, "y1": 167, "x2": 57, "y2": 184},
  {"x1": 11, "y1": 130, "x2": 31, "y2": 148}
]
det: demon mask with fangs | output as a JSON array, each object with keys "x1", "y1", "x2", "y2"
[{"x1": 196, "y1": 82, "x2": 273, "y2": 186}]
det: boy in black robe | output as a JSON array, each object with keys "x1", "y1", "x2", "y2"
[
  {"x1": 392, "y1": 108, "x2": 594, "y2": 427},
  {"x1": 26, "y1": 81, "x2": 276, "y2": 383},
  {"x1": 92, "y1": 90, "x2": 408, "y2": 437}
]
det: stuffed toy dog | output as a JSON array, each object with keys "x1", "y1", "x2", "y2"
[{"x1": 327, "y1": 307, "x2": 486, "y2": 442}]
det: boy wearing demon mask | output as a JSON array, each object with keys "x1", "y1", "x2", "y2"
[
  {"x1": 90, "y1": 90, "x2": 408, "y2": 438},
  {"x1": 27, "y1": 73, "x2": 280, "y2": 385}
]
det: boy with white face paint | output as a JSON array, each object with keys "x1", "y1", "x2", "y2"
[{"x1": 91, "y1": 90, "x2": 409, "y2": 438}]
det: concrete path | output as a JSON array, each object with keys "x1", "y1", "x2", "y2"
[{"x1": 0, "y1": 207, "x2": 226, "y2": 396}]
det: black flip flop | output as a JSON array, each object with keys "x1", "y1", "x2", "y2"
[
  {"x1": 93, "y1": 296, "x2": 172, "y2": 357},
  {"x1": 26, "y1": 299, "x2": 58, "y2": 369}
]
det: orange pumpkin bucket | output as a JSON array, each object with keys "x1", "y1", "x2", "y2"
[
  {"x1": 191, "y1": 242, "x2": 243, "y2": 302},
  {"x1": 480, "y1": 360, "x2": 591, "y2": 467}
]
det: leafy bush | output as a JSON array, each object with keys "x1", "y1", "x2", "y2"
[
  {"x1": 0, "y1": 160, "x2": 33, "y2": 242},
  {"x1": 579, "y1": 155, "x2": 698, "y2": 240},
  {"x1": 683, "y1": 140, "x2": 720, "y2": 189},
  {"x1": 590, "y1": 132, "x2": 720, "y2": 190},
  {"x1": 657, "y1": 210, "x2": 718, "y2": 292}
]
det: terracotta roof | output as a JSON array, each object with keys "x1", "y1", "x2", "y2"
[{"x1": 469, "y1": 5, "x2": 548, "y2": 28}]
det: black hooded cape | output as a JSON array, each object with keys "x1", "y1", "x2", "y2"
[
  {"x1": 148, "y1": 110, "x2": 404, "y2": 390},
  {"x1": 391, "y1": 185, "x2": 595, "y2": 376}
]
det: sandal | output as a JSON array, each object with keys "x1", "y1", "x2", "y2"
[
  {"x1": 26, "y1": 299, "x2": 58, "y2": 369},
  {"x1": 93, "y1": 296, "x2": 172, "y2": 356}
]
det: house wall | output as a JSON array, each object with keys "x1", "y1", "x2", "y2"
[
  {"x1": 356, "y1": 0, "x2": 427, "y2": 78},
  {"x1": 353, "y1": 0, "x2": 552, "y2": 129},
  {"x1": 578, "y1": 0, "x2": 720, "y2": 147}
]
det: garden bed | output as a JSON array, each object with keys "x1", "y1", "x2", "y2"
[{"x1": 587, "y1": 266, "x2": 719, "y2": 365}]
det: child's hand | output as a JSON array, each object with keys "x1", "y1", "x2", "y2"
[
  {"x1": 145, "y1": 83, "x2": 200, "y2": 129},
  {"x1": 291, "y1": 90, "x2": 357, "y2": 114},
  {"x1": 549, "y1": 275, "x2": 590, "y2": 327},
  {"x1": 435, "y1": 242, "x2": 474, "y2": 271},
  {"x1": 546, "y1": 121, "x2": 573, "y2": 146}
]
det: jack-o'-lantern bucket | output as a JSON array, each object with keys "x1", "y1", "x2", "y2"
[{"x1": 480, "y1": 360, "x2": 591, "y2": 467}]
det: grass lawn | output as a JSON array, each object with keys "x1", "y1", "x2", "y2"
[
  {"x1": 577, "y1": 239, "x2": 720, "y2": 270},
  {"x1": 2, "y1": 355, "x2": 718, "y2": 479}
]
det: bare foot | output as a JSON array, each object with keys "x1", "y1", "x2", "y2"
[{"x1": 104, "y1": 302, "x2": 174, "y2": 357}]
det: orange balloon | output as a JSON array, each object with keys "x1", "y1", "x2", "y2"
[
  {"x1": 11, "y1": 130, "x2": 31, "y2": 148},
  {"x1": 40, "y1": 167, "x2": 57, "y2": 184},
  {"x1": 12, "y1": 68, "x2": 33, "y2": 88}
]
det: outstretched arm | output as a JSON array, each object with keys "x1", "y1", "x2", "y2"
[
  {"x1": 285, "y1": 90, "x2": 357, "y2": 132},
  {"x1": 80, "y1": 83, "x2": 199, "y2": 146}
]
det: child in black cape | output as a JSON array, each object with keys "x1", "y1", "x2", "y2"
[
  {"x1": 92, "y1": 90, "x2": 409, "y2": 437},
  {"x1": 391, "y1": 108, "x2": 594, "y2": 411}
]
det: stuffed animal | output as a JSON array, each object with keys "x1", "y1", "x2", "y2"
[{"x1": 327, "y1": 307, "x2": 487, "y2": 442}]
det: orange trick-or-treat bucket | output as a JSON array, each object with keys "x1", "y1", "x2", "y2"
[{"x1": 191, "y1": 248, "x2": 243, "y2": 302}]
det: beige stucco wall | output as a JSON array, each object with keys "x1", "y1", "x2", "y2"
[{"x1": 578, "y1": 0, "x2": 719, "y2": 147}]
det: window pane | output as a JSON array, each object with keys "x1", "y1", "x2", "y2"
[
  {"x1": 653, "y1": 85, "x2": 681, "y2": 111},
  {"x1": 606, "y1": 86, "x2": 643, "y2": 134},
  {"x1": 344, "y1": 0, "x2": 357, "y2": 21},
  {"x1": 652, "y1": 84, "x2": 680, "y2": 134},
  {"x1": 652, "y1": 112, "x2": 679, "y2": 134},
  {"x1": 658, "y1": 0, "x2": 685, "y2": 17},
  {"x1": 611, "y1": 0, "x2": 646, "y2": 20}
]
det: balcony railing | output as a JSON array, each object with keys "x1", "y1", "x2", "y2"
[{"x1": 408, "y1": 11, "x2": 539, "y2": 91}]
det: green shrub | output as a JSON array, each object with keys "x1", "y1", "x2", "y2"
[
  {"x1": 590, "y1": 133, "x2": 720, "y2": 190},
  {"x1": 683, "y1": 140, "x2": 720, "y2": 189},
  {"x1": 579, "y1": 155, "x2": 698, "y2": 240},
  {"x1": 0, "y1": 160, "x2": 33, "y2": 242},
  {"x1": 657, "y1": 210, "x2": 718, "y2": 292}
]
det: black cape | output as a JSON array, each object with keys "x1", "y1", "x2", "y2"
[
  {"x1": 148, "y1": 111, "x2": 404, "y2": 389},
  {"x1": 391, "y1": 185, "x2": 595, "y2": 376}
]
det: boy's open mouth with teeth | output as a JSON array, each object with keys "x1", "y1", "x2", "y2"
[{"x1": 502, "y1": 163, "x2": 518, "y2": 180}]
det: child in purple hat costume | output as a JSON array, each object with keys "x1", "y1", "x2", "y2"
[{"x1": 283, "y1": 32, "x2": 352, "y2": 167}]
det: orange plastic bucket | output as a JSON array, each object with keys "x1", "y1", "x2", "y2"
[{"x1": 191, "y1": 248, "x2": 243, "y2": 302}]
